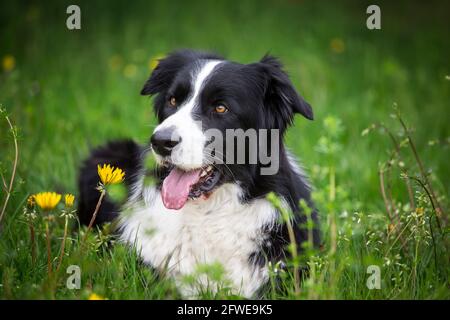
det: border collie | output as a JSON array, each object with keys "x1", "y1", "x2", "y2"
[{"x1": 78, "y1": 49, "x2": 320, "y2": 298}]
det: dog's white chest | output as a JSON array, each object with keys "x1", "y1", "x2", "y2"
[{"x1": 119, "y1": 183, "x2": 276, "y2": 297}]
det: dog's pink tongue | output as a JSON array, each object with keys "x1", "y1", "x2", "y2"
[{"x1": 161, "y1": 168, "x2": 201, "y2": 210}]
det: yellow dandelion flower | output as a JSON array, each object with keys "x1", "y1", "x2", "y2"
[
  {"x1": 88, "y1": 293, "x2": 105, "y2": 300},
  {"x1": 148, "y1": 54, "x2": 165, "y2": 71},
  {"x1": 34, "y1": 192, "x2": 61, "y2": 211},
  {"x1": 330, "y1": 38, "x2": 345, "y2": 54},
  {"x1": 97, "y1": 164, "x2": 125, "y2": 186},
  {"x1": 2, "y1": 55, "x2": 16, "y2": 72},
  {"x1": 65, "y1": 194, "x2": 75, "y2": 207}
]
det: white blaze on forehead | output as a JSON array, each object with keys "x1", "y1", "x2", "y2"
[
  {"x1": 153, "y1": 60, "x2": 223, "y2": 170},
  {"x1": 189, "y1": 60, "x2": 223, "y2": 105},
  {"x1": 156, "y1": 59, "x2": 222, "y2": 131}
]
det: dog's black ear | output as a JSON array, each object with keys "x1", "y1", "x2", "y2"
[
  {"x1": 141, "y1": 49, "x2": 222, "y2": 95},
  {"x1": 257, "y1": 55, "x2": 313, "y2": 125}
]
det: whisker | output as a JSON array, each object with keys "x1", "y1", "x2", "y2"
[
  {"x1": 202, "y1": 151, "x2": 238, "y2": 184},
  {"x1": 140, "y1": 146, "x2": 153, "y2": 158}
]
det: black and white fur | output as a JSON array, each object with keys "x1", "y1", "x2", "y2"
[{"x1": 78, "y1": 50, "x2": 320, "y2": 298}]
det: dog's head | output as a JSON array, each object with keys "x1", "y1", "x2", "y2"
[{"x1": 141, "y1": 49, "x2": 313, "y2": 209}]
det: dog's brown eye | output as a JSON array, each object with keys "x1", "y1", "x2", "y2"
[
  {"x1": 169, "y1": 97, "x2": 177, "y2": 107},
  {"x1": 214, "y1": 105, "x2": 228, "y2": 114}
]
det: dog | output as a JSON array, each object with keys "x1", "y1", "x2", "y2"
[{"x1": 78, "y1": 49, "x2": 320, "y2": 298}]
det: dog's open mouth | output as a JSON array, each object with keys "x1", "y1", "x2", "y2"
[{"x1": 161, "y1": 164, "x2": 221, "y2": 210}]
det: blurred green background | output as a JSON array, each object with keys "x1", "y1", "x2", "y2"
[
  {"x1": 1, "y1": 0, "x2": 448, "y2": 201},
  {"x1": 0, "y1": 0, "x2": 449, "y2": 299}
]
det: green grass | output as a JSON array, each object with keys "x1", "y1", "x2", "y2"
[{"x1": 0, "y1": 0, "x2": 449, "y2": 299}]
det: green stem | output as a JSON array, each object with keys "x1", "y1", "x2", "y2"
[
  {"x1": 45, "y1": 221, "x2": 52, "y2": 277},
  {"x1": 396, "y1": 112, "x2": 444, "y2": 217},
  {"x1": 29, "y1": 224, "x2": 36, "y2": 266},
  {"x1": 83, "y1": 189, "x2": 106, "y2": 244},
  {"x1": 56, "y1": 216, "x2": 69, "y2": 273},
  {"x1": 0, "y1": 114, "x2": 19, "y2": 226}
]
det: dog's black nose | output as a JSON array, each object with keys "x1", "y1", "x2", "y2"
[{"x1": 150, "y1": 127, "x2": 181, "y2": 157}]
